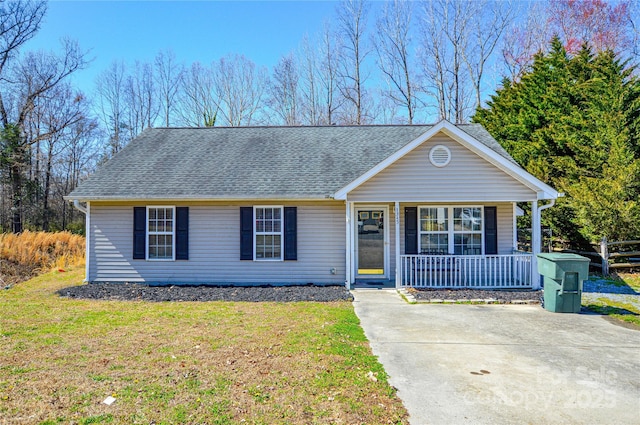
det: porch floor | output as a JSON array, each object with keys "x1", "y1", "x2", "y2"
[{"x1": 353, "y1": 279, "x2": 396, "y2": 289}]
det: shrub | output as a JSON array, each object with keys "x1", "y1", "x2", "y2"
[{"x1": 0, "y1": 231, "x2": 85, "y2": 273}]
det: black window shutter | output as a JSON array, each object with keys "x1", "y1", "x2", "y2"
[
  {"x1": 484, "y1": 206, "x2": 498, "y2": 255},
  {"x1": 284, "y1": 207, "x2": 297, "y2": 260},
  {"x1": 176, "y1": 207, "x2": 189, "y2": 260},
  {"x1": 240, "y1": 207, "x2": 253, "y2": 260},
  {"x1": 404, "y1": 207, "x2": 418, "y2": 254},
  {"x1": 133, "y1": 207, "x2": 146, "y2": 259}
]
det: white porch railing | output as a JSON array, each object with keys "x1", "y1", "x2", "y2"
[{"x1": 400, "y1": 254, "x2": 533, "y2": 288}]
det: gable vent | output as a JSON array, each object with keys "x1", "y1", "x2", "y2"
[{"x1": 429, "y1": 145, "x2": 451, "y2": 167}]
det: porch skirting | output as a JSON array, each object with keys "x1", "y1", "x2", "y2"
[{"x1": 399, "y1": 254, "x2": 533, "y2": 289}]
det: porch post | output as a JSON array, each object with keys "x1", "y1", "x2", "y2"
[
  {"x1": 345, "y1": 201, "x2": 352, "y2": 289},
  {"x1": 394, "y1": 201, "x2": 400, "y2": 288},
  {"x1": 512, "y1": 202, "x2": 518, "y2": 251},
  {"x1": 531, "y1": 200, "x2": 541, "y2": 289}
]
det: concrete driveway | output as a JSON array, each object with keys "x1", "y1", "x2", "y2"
[{"x1": 352, "y1": 289, "x2": 640, "y2": 425}]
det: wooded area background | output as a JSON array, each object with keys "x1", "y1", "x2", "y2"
[{"x1": 1, "y1": 0, "x2": 639, "y2": 248}]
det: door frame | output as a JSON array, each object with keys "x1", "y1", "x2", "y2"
[{"x1": 354, "y1": 205, "x2": 389, "y2": 279}]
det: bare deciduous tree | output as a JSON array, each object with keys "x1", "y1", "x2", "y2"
[
  {"x1": 501, "y1": 2, "x2": 549, "y2": 81},
  {"x1": 25, "y1": 83, "x2": 91, "y2": 230},
  {"x1": 212, "y1": 54, "x2": 267, "y2": 126},
  {"x1": 0, "y1": 0, "x2": 46, "y2": 87},
  {"x1": 318, "y1": 23, "x2": 341, "y2": 125},
  {"x1": 298, "y1": 35, "x2": 322, "y2": 125},
  {"x1": 268, "y1": 54, "x2": 300, "y2": 125},
  {"x1": 123, "y1": 60, "x2": 157, "y2": 139},
  {"x1": 155, "y1": 49, "x2": 183, "y2": 127},
  {"x1": 374, "y1": 0, "x2": 419, "y2": 124},
  {"x1": 336, "y1": 0, "x2": 371, "y2": 124},
  {"x1": 177, "y1": 61, "x2": 218, "y2": 127},
  {"x1": 419, "y1": 0, "x2": 512, "y2": 122},
  {"x1": 502, "y1": 0, "x2": 635, "y2": 81},
  {"x1": 1, "y1": 31, "x2": 87, "y2": 232},
  {"x1": 95, "y1": 60, "x2": 127, "y2": 155},
  {"x1": 460, "y1": 0, "x2": 514, "y2": 110},
  {"x1": 419, "y1": 0, "x2": 468, "y2": 122}
]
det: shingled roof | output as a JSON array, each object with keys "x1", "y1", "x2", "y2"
[{"x1": 67, "y1": 124, "x2": 519, "y2": 201}]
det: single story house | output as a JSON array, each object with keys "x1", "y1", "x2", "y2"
[{"x1": 66, "y1": 121, "x2": 559, "y2": 289}]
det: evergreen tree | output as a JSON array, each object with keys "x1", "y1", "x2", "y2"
[{"x1": 474, "y1": 38, "x2": 640, "y2": 244}]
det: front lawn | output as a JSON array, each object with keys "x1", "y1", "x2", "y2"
[{"x1": 0, "y1": 268, "x2": 407, "y2": 424}]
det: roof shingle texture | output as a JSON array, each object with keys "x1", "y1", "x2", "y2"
[{"x1": 69, "y1": 124, "x2": 516, "y2": 200}]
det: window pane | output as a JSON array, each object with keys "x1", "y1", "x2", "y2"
[
  {"x1": 157, "y1": 209, "x2": 165, "y2": 220},
  {"x1": 273, "y1": 234, "x2": 281, "y2": 250},
  {"x1": 149, "y1": 209, "x2": 156, "y2": 219},
  {"x1": 274, "y1": 208, "x2": 281, "y2": 219},
  {"x1": 421, "y1": 207, "x2": 447, "y2": 232},
  {"x1": 263, "y1": 235, "x2": 273, "y2": 258},
  {"x1": 256, "y1": 235, "x2": 265, "y2": 258},
  {"x1": 421, "y1": 234, "x2": 448, "y2": 254},
  {"x1": 472, "y1": 208, "x2": 482, "y2": 231},
  {"x1": 165, "y1": 208, "x2": 173, "y2": 220},
  {"x1": 265, "y1": 208, "x2": 273, "y2": 219},
  {"x1": 273, "y1": 220, "x2": 281, "y2": 232},
  {"x1": 454, "y1": 233, "x2": 482, "y2": 255},
  {"x1": 454, "y1": 207, "x2": 482, "y2": 232}
]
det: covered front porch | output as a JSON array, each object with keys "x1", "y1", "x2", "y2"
[
  {"x1": 344, "y1": 202, "x2": 550, "y2": 290},
  {"x1": 332, "y1": 121, "x2": 559, "y2": 291}
]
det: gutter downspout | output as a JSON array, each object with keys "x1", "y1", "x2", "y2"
[
  {"x1": 73, "y1": 200, "x2": 87, "y2": 215},
  {"x1": 72, "y1": 200, "x2": 90, "y2": 282}
]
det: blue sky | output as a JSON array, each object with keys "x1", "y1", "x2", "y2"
[{"x1": 24, "y1": 1, "x2": 346, "y2": 95}]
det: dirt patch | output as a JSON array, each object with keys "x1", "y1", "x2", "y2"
[
  {"x1": 0, "y1": 259, "x2": 40, "y2": 287},
  {"x1": 58, "y1": 283, "x2": 354, "y2": 302}
]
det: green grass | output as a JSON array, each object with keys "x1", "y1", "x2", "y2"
[
  {"x1": 583, "y1": 273, "x2": 640, "y2": 327},
  {"x1": 0, "y1": 268, "x2": 408, "y2": 424}
]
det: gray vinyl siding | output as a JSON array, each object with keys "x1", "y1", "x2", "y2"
[
  {"x1": 348, "y1": 134, "x2": 537, "y2": 202},
  {"x1": 89, "y1": 202, "x2": 346, "y2": 284},
  {"x1": 395, "y1": 203, "x2": 515, "y2": 256},
  {"x1": 496, "y1": 203, "x2": 515, "y2": 255}
]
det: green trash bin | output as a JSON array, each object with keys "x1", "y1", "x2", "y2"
[{"x1": 537, "y1": 253, "x2": 590, "y2": 313}]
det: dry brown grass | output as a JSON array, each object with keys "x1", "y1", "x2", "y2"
[
  {"x1": 0, "y1": 231, "x2": 84, "y2": 286},
  {"x1": 0, "y1": 268, "x2": 409, "y2": 424}
]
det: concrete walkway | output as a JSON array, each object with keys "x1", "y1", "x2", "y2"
[{"x1": 352, "y1": 289, "x2": 640, "y2": 425}]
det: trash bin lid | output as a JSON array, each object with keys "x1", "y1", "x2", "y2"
[{"x1": 537, "y1": 253, "x2": 590, "y2": 262}]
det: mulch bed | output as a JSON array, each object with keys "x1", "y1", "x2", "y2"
[
  {"x1": 58, "y1": 283, "x2": 354, "y2": 302},
  {"x1": 407, "y1": 288, "x2": 543, "y2": 303}
]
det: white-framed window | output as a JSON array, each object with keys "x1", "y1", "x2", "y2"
[
  {"x1": 147, "y1": 206, "x2": 175, "y2": 260},
  {"x1": 419, "y1": 206, "x2": 483, "y2": 255},
  {"x1": 254, "y1": 206, "x2": 283, "y2": 260}
]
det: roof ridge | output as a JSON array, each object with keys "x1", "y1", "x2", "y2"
[{"x1": 149, "y1": 124, "x2": 435, "y2": 130}]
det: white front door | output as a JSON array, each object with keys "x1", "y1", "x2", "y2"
[{"x1": 355, "y1": 207, "x2": 388, "y2": 278}]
